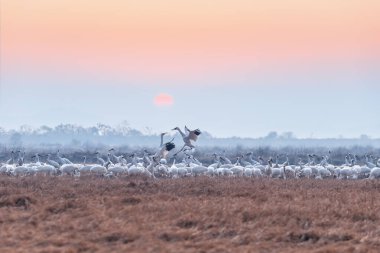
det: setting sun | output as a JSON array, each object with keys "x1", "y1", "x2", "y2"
[{"x1": 153, "y1": 93, "x2": 174, "y2": 107}]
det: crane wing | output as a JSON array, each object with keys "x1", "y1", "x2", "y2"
[
  {"x1": 184, "y1": 126, "x2": 190, "y2": 135},
  {"x1": 188, "y1": 128, "x2": 201, "y2": 141},
  {"x1": 189, "y1": 131, "x2": 199, "y2": 142},
  {"x1": 158, "y1": 142, "x2": 175, "y2": 159}
]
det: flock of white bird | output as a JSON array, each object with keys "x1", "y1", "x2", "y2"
[{"x1": 1, "y1": 126, "x2": 380, "y2": 180}]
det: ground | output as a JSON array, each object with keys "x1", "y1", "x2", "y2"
[{"x1": 1, "y1": 177, "x2": 380, "y2": 253}]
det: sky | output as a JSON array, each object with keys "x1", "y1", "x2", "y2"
[{"x1": 1, "y1": 0, "x2": 379, "y2": 138}]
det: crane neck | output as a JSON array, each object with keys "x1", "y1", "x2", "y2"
[{"x1": 176, "y1": 128, "x2": 186, "y2": 138}]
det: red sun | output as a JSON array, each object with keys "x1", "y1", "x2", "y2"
[{"x1": 154, "y1": 93, "x2": 174, "y2": 106}]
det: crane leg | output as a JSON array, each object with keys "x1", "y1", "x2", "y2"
[{"x1": 173, "y1": 144, "x2": 187, "y2": 156}]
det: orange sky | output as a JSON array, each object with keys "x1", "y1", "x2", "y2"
[{"x1": 2, "y1": 0, "x2": 380, "y2": 80}]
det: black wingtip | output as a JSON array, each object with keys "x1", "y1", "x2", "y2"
[
  {"x1": 165, "y1": 142, "x2": 176, "y2": 151},
  {"x1": 194, "y1": 129, "x2": 201, "y2": 136}
]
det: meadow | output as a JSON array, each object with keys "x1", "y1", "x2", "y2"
[{"x1": 1, "y1": 176, "x2": 380, "y2": 252}]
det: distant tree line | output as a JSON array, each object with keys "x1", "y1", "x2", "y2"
[{"x1": 0, "y1": 123, "x2": 379, "y2": 153}]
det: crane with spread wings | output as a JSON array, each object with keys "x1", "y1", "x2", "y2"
[{"x1": 172, "y1": 126, "x2": 201, "y2": 156}]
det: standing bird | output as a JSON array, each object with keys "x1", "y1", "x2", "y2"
[
  {"x1": 56, "y1": 150, "x2": 73, "y2": 165},
  {"x1": 104, "y1": 153, "x2": 114, "y2": 168},
  {"x1": 46, "y1": 154, "x2": 60, "y2": 168},
  {"x1": 108, "y1": 148, "x2": 120, "y2": 164},
  {"x1": 6, "y1": 151, "x2": 15, "y2": 165},
  {"x1": 95, "y1": 152, "x2": 106, "y2": 166},
  {"x1": 172, "y1": 126, "x2": 201, "y2": 155}
]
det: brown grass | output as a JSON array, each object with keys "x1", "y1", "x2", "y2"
[{"x1": 1, "y1": 177, "x2": 380, "y2": 253}]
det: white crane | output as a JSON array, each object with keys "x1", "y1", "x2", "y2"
[
  {"x1": 6, "y1": 151, "x2": 15, "y2": 165},
  {"x1": 79, "y1": 156, "x2": 93, "y2": 176},
  {"x1": 338, "y1": 159, "x2": 355, "y2": 179},
  {"x1": 46, "y1": 154, "x2": 60, "y2": 168},
  {"x1": 364, "y1": 155, "x2": 376, "y2": 169},
  {"x1": 245, "y1": 152, "x2": 260, "y2": 165},
  {"x1": 166, "y1": 157, "x2": 177, "y2": 177},
  {"x1": 369, "y1": 166, "x2": 380, "y2": 179},
  {"x1": 56, "y1": 150, "x2": 73, "y2": 165},
  {"x1": 60, "y1": 163, "x2": 79, "y2": 176},
  {"x1": 219, "y1": 150, "x2": 232, "y2": 165},
  {"x1": 108, "y1": 148, "x2": 121, "y2": 164},
  {"x1": 30, "y1": 154, "x2": 42, "y2": 167},
  {"x1": 90, "y1": 165, "x2": 107, "y2": 176},
  {"x1": 16, "y1": 151, "x2": 25, "y2": 166},
  {"x1": 296, "y1": 158, "x2": 312, "y2": 179},
  {"x1": 153, "y1": 140, "x2": 176, "y2": 162},
  {"x1": 12, "y1": 165, "x2": 29, "y2": 176},
  {"x1": 266, "y1": 158, "x2": 285, "y2": 178},
  {"x1": 95, "y1": 152, "x2": 106, "y2": 166},
  {"x1": 104, "y1": 153, "x2": 114, "y2": 168},
  {"x1": 350, "y1": 155, "x2": 370, "y2": 179},
  {"x1": 34, "y1": 160, "x2": 57, "y2": 176},
  {"x1": 172, "y1": 126, "x2": 201, "y2": 155},
  {"x1": 128, "y1": 154, "x2": 146, "y2": 176},
  {"x1": 230, "y1": 157, "x2": 244, "y2": 177},
  {"x1": 159, "y1": 132, "x2": 170, "y2": 147},
  {"x1": 0, "y1": 164, "x2": 12, "y2": 175},
  {"x1": 149, "y1": 140, "x2": 176, "y2": 177},
  {"x1": 107, "y1": 160, "x2": 127, "y2": 176}
]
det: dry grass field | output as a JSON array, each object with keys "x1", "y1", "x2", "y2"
[{"x1": 1, "y1": 177, "x2": 380, "y2": 253}]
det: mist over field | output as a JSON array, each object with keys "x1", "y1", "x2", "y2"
[
  {"x1": 1, "y1": 123, "x2": 379, "y2": 150},
  {"x1": 1, "y1": 123, "x2": 379, "y2": 166}
]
